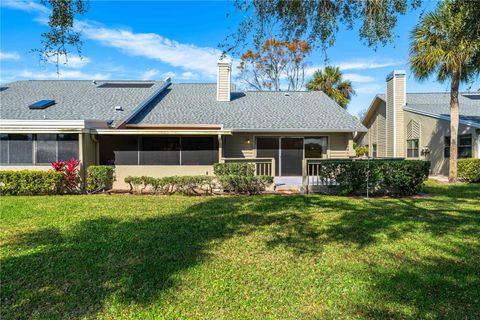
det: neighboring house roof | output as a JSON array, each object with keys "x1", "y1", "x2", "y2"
[
  {"x1": 0, "y1": 81, "x2": 367, "y2": 133},
  {"x1": 0, "y1": 80, "x2": 166, "y2": 126},
  {"x1": 362, "y1": 92, "x2": 480, "y2": 128},
  {"x1": 130, "y1": 84, "x2": 366, "y2": 132}
]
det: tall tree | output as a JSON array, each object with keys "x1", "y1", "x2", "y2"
[
  {"x1": 306, "y1": 66, "x2": 355, "y2": 108},
  {"x1": 34, "y1": 0, "x2": 89, "y2": 71},
  {"x1": 238, "y1": 38, "x2": 311, "y2": 91},
  {"x1": 409, "y1": 0, "x2": 480, "y2": 182},
  {"x1": 223, "y1": 0, "x2": 422, "y2": 54}
]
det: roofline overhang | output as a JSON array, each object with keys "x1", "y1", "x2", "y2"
[
  {"x1": 0, "y1": 119, "x2": 108, "y2": 132},
  {"x1": 230, "y1": 128, "x2": 367, "y2": 133},
  {"x1": 92, "y1": 128, "x2": 232, "y2": 135},
  {"x1": 361, "y1": 95, "x2": 384, "y2": 125},
  {"x1": 116, "y1": 78, "x2": 172, "y2": 128},
  {"x1": 125, "y1": 123, "x2": 224, "y2": 130},
  {"x1": 403, "y1": 107, "x2": 480, "y2": 128}
]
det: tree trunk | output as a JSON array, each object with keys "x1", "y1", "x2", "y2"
[{"x1": 449, "y1": 70, "x2": 460, "y2": 183}]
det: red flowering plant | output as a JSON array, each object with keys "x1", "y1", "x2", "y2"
[{"x1": 51, "y1": 159, "x2": 81, "y2": 193}]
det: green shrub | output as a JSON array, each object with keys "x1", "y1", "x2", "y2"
[
  {"x1": 86, "y1": 166, "x2": 115, "y2": 193},
  {"x1": 218, "y1": 175, "x2": 274, "y2": 195},
  {"x1": 213, "y1": 162, "x2": 255, "y2": 176},
  {"x1": 0, "y1": 170, "x2": 64, "y2": 195},
  {"x1": 458, "y1": 159, "x2": 480, "y2": 182},
  {"x1": 311, "y1": 159, "x2": 430, "y2": 196},
  {"x1": 124, "y1": 175, "x2": 217, "y2": 195}
]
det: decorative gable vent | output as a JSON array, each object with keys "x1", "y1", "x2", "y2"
[{"x1": 406, "y1": 119, "x2": 420, "y2": 140}]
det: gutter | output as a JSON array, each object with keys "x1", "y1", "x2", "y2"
[
  {"x1": 115, "y1": 77, "x2": 172, "y2": 128},
  {"x1": 231, "y1": 128, "x2": 368, "y2": 133}
]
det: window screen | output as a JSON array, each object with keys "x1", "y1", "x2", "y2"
[
  {"x1": 304, "y1": 137, "x2": 328, "y2": 158},
  {"x1": 100, "y1": 135, "x2": 138, "y2": 165},
  {"x1": 36, "y1": 134, "x2": 57, "y2": 164},
  {"x1": 8, "y1": 134, "x2": 33, "y2": 164},
  {"x1": 181, "y1": 137, "x2": 217, "y2": 165},
  {"x1": 140, "y1": 137, "x2": 180, "y2": 165},
  {"x1": 57, "y1": 133, "x2": 79, "y2": 161},
  {"x1": 0, "y1": 133, "x2": 8, "y2": 164},
  {"x1": 256, "y1": 137, "x2": 279, "y2": 176}
]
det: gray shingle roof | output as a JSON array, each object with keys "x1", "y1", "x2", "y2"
[
  {"x1": 0, "y1": 80, "x2": 165, "y2": 126},
  {"x1": 1, "y1": 81, "x2": 366, "y2": 132},
  {"x1": 405, "y1": 92, "x2": 480, "y2": 126},
  {"x1": 130, "y1": 84, "x2": 366, "y2": 132}
]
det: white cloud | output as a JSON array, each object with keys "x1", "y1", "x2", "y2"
[
  {"x1": 179, "y1": 71, "x2": 199, "y2": 80},
  {"x1": 47, "y1": 54, "x2": 91, "y2": 69},
  {"x1": 141, "y1": 69, "x2": 161, "y2": 80},
  {"x1": 343, "y1": 73, "x2": 375, "y2": 83},
  {"x1": 355, "y1": 83, "x2": 383, "y2": 94},
  {"x1": 0, "y1": 51, "x2": 20, "y2": 61},
  {"x1": 1, "y1": 0, "x2": 49, "y2": 15},
  {"x1": 77, "y1": 21, "x2": 223, "y2": 78},
  {"x1": 336, "y1": 59, "x2": 402, "y2": 71},
  {"x1": 18, "y1": 69, "x2": 111, "y2": 80}
]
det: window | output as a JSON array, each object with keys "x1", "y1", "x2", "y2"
[
  {"x1": 407, "y1": 139, "x2": 419, "y2": 158},
  {"x1": 372, "y1": 144, "x2": 377, "y2": 158},
  {"x1": 99, "y1": 135, "x2": 138, "y2": 165},
  {"x1": 181, "y1": 137, "x2": 217, "y2": 165},
  {"x1": 140, "y1": 137, "x2": 180, "y2": 165},
  {"x1": 304, "y1": 137, "x2": 328, "y2": 158},
  {"x1": 0, "y1": 133, "x2": 78, "y2": 165},
  {"x1": 445, "y1": 134, "x2": 472, "y2": 158}
]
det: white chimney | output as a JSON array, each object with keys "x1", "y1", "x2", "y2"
[
  {"x1": 386, "y1": 70, "x2": 406, "y2": 157},
  {"x1": 217, "y1": 58, "x2": 232, "y2": 101}
]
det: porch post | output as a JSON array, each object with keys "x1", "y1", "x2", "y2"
[{"x1": 218, "y1": 134, "x2": 224, "y2": 163}]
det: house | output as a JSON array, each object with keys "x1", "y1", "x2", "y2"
[
  {"x1": 356, "y1": 70, "x2": 480, "y2": 175},
  {"x1": 0, "y1": 60, "x2": 366, "y2": 189}
]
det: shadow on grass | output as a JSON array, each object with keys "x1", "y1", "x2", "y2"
[{"x1": 1, "y1": 183, "x2": 479, "y2": 319}]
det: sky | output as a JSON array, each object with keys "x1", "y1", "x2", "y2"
[{"x1": 1, "y1": 0, "x2": 479, "y2": 117}]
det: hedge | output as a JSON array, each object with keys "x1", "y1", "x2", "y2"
[
  {"x1": 458, "y1": 159, "x2": 480, "y2": 182},
  {"x1": 0, "y1": 170, "x2": 64, "y2": 195},
  {"x1": 86, "y1": 166, "x2": 115, "y2": 193},
  {"x1": 218, "y1": 175, "x2": 274, "y2": 195},
  {"x1": 311, "y1": 159, "x2": 430, "y2": 196},
  {"x1": 124, "y1": 175, "x2": 217, "y2": 195},
  {"x1": 213, "y1": 162, "x2": 255, "y2": 176}
]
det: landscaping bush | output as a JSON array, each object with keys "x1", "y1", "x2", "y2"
[
  {"x1": 218, "y1": 175, "x2": 274, "y2": 195},
  {"x1": 51, "y1": 159, "x2": 81, "y2": 193},
  {"x1": 213, "y1": 162, "x2": 255, "y2": 176},
  {"x1": 458, "y1": 159, "x2": 480, "y2": 182},
  {"x1": 312, "y1": 159, "x2": 430, "y2": 196},
  {"x1": 0, "y1": 170, "x2": 64, "y2": 195},
  {"x1": 124, "y1": 175, "x2": 217, "y2": 195},
  {"x1": 86, "y1": 166, "x2": 115, "y2": 193}
]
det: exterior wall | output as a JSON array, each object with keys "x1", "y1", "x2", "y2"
[
  {"x1": 386, "y1": 79, "x2": 394, "y2": 157},
  {"x1": 0, "y1": 165, "x2": 51, "y2": 171},
  {"x1": 361, "y1": 100, "x2": 387, "y2": 157},
  {"x1": 113, "y1": 165, "x2": 214, "y2": 190},
  {"x1": 404, "y1": 111, "x2": 478, "y2": 175}
]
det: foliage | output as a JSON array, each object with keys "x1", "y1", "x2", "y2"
[
  {"x1": 34, "y1": 0, "x2": 89, "y2": 72},
  {"x1": 223, "y1": 0, "x2": 421, "y2": 54},
  {"x1": 237, "y1": 38, "x2": 311, "y2": 91},
  {"x1": 306, "y1": 66, "x2": 355, "y2": 108},
  {"x1": 51, "y1": 159, "x2": 81, "y2": 193},
  {"x1": 213, "y1": 162, "x2": 255, "y2": 176},
  {"x1": 409, "y1": 0, "x2": 480, "y2": 181},
  {"x1": 1, "y1": 181, "x2": 479, "y2": 319},
  {"x1": 218, "y1": 175, "x2": 273, "y2": 195},
  {"x1": 312, "y1": 159, "x2": 430, "y2": 196},
  {"x1": 0, "y1": 170, "x2": 63, "y2": 195},
  {"x1": 354, "y1": 144, "x2": 369, "y2": 157},
  {"x1": 458, "y1": 159, "x2": 480, "y2": 183},
  {"x1": 124, "y1": 175, "x2": 217, "y2": 195},
  {"x1": 86, "y1": 166, "x2": 115, "y2": 193}
]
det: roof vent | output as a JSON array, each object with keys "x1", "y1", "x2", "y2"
[
  {"x1": 92, "y1": 80, "x2": 97, "y2": 85},
  {"x1": 115, "y1": 105, "x2": 123, "y2": 111},
  {"x1": 284, "y1": 92, "x2": 290, "y2": 97},
  {"x1": 29, "y1": 100, "x2": 55, "y2": 109}
]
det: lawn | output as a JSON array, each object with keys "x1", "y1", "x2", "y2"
[{"x1": 1, "y1": 181, "x2": 479, "y2": 319}]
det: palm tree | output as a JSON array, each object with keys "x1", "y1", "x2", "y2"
[
  {"x1": 306, "y1": 66, "x2": 355, "y2": 108},
  {"x1": 410, "y1": 1, "x2": 480, "y2": 182}
]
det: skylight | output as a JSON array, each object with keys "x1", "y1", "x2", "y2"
[
  {"x1": 98, "y1": 83, "x2": 154, "y2": 88},
  {"x1": 29, "y1": 100, "x2": 55, "y2": 109},
  {"x1": 462, "y1": 94, "x2": 480, "y2": 100}
]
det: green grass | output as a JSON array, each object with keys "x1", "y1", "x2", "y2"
[{"x1": 1, "y1": 180, "x2": 479, "y2": 319}]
